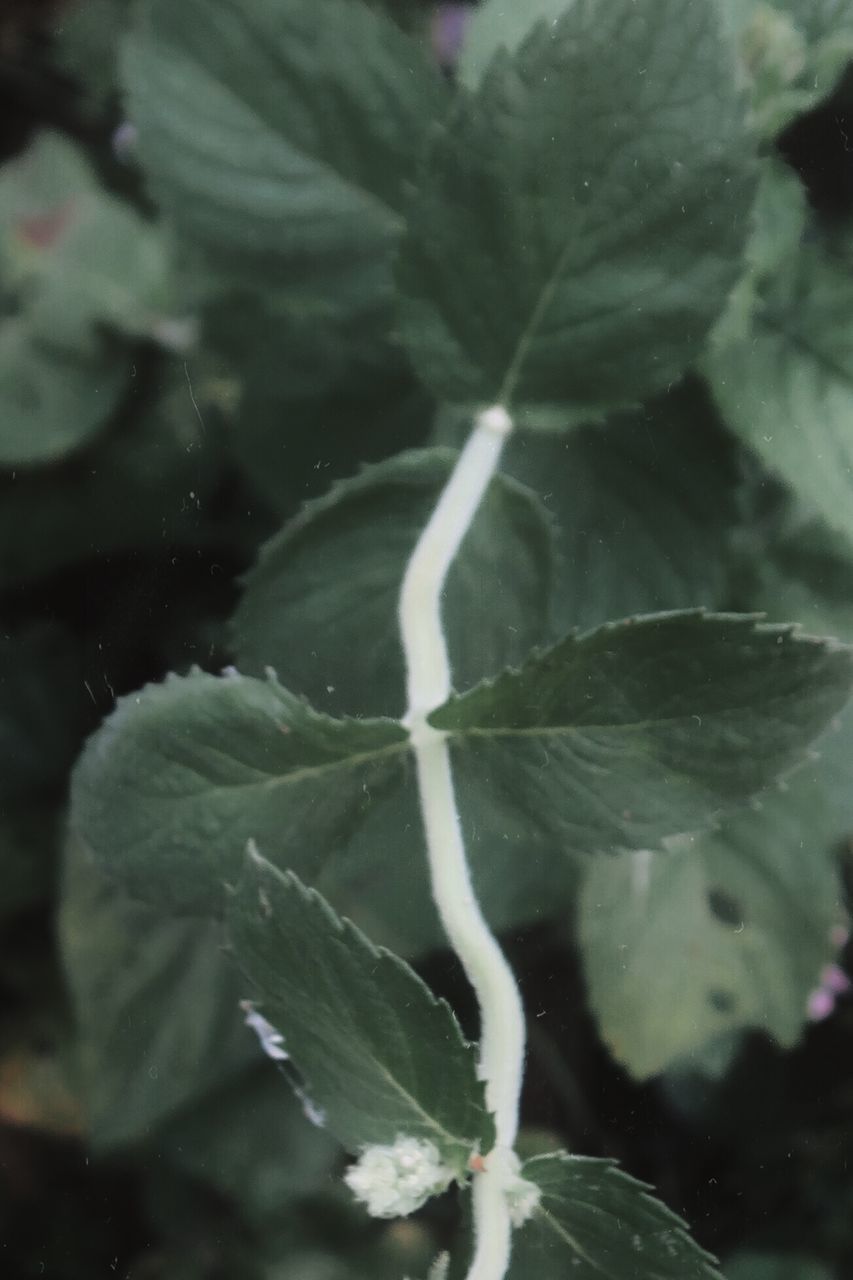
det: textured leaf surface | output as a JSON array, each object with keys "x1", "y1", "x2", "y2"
[
  {"x1": 227, "y1": 854, "x2": 494, "y2": 1166},
  {"x1": 707, "y1": 242, "x2": 853, "y2": 553},
  {"x1": 509, "y1": 1152, "x2": 720, "y2": 1279},
  {"x1": 60, "y1": 837, "x2": 257, "y2": 1149},
  {"x1": 398, "y1": 0, "x2": 754, "y2": 418},
  {"x1": 69, "y1": 669, "x2": 407, "y2": 914},
  {"x1": 502, "y1": 383, "x2": 738, "y2": 634},
  {"x1": 578, "y1": 726, "x2": 850, "y2": 1078},
  {"x1": 234, "y1": 449, "x2": 554, "y2": 717},
  {"x1": 431, "y1": 613, "x2": 853, "y2": 857},
  {"x1": 124, "y1": 0, "x2": 444, "y2": 311},
  {"x1": 457, "y1": 0, "x2": 573, "y2": 87},
  {"x1": 68, "y1": 679, "x2": 576, "y2": 954}
]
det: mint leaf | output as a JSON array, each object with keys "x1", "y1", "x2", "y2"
[
  {"x1": 706, "y1": 240, "x2": 853, "y2": 553},
  {"x1": 503, "y1": 383, "x2": 738, "y2": 634},
  {"x1": 578, "y1": 756, "x2": 848, "y2": 1078},
  {"x1": 69, "y1": 669, "x2": 408, "y2": 914},
  {"x1": 0, "y1": 318, "x2": 125, "y2": 466},
  {"x1": 398, "y1": 0, "x2": 755, "y2": 419},
  {"x1": 227, "y1": 853, "x2": 495, "y2": 1167},
  {"x1": 234, "y1": 449, "x2": 554, "y2": 718},
  {"x1": 123, "y1": 0, "x2": 445, "y2": 305},
  {"x1": 60, "y1": 836, "x2": 258, "y2": 1149},
  {"x1": 508, "y1": 1152, "x2": 720, "y2": 1279},
  {"x1": 0, "y1": 132, "x2": 168, "y2": 464},
  {"x1": 430, "y1": 613, "x2": 853, "y2": 857},
  {"x1": 68, "y1": 675, "x2": 576, "y2": 955}
]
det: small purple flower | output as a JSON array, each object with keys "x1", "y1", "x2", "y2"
[
  {"x1": 820, "y1": 964, "x2": 851, "y2": 996},
  {"x1": 807, "y1": 987, "x2": 836, "y2": 1022},
  {"x1": 806, "y1": 957, "x2": 851, "y2": 1021}
]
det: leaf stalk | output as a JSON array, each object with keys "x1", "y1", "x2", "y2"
[{"x1": 399, "y1": 404, "x2": 524, "y2": 1280}]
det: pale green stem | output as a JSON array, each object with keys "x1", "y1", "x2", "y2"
[{"x1": 399, "y1": 405, "x2": 525, "y2": 1280}]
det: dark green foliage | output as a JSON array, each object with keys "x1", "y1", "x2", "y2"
[{"x1": 3, "y1": 1, "x2": 853, "y2": 1278}]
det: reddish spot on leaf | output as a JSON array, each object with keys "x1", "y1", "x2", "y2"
[{"x1": 16, "y1": 200, "x2": 75, "y2": 251}]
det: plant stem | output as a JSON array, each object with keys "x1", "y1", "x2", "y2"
[{"x1": 399, "y1": 405, "x2": 525, "y2": 1280}]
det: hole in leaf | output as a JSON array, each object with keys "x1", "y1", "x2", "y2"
[
  {"x1": 707, "y1": 888, "x2": 743, "y2": 928},
  {"x1": 708, "y1": 989, "x2": 736, "y2": 1014}
]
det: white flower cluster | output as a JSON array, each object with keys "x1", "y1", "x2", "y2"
[{"x1": 344, "y1": 1135, "x2": 454, "y2": 1218}]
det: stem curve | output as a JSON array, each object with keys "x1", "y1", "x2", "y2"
[{"x1": 399, "y1": 405, "x2": 524, "y2": 1280}]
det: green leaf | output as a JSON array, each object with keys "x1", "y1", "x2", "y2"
[
  {"x1": 578, "y1": 731, "x2": 850, "y2": 1078},
  {"x1": 508, "y1": 1152, "x2": 720, "y2": 1279},
  {"x1": 123, "y1": 0, "x2": 445, "y2": 310},
  {"x1": 68, "y1": 667, "x2": 576, "y2": 954},
  {"x1": 234, "y1": 449, "x2": 554, "y2": 718},
  {"x1": 0, "y1": 131, "x2": 170, "y2": 464},
  {"x1": 502, "y1": 382, "x2": 739, "y2": 634},
  {"x1": 227, "y1": 853, "x2": 495, "y2": 1167},
  {"x1": 0, "y1": 316, "x2": 126, "y2": 466},
  {"x1": 723, "y1": 0, "x2": 853, "y2": 136},
  {"x1": 430, "y1": 612, "x2": 853, "y2": 857},
  {"x1": 457, "y1": 0, "x2": 573, "y2": 88},
  {"x1": 398, "y1": 0, "x2": 755, "y2": 419},
  {"x1": 59, "y1": 837, "x2": 259, "y2": 1149},
  {"x1": 580, "y1": 527, "x2": 853, "y2": 1078},
  {"x1": 0, "y1": 132, "x2": 168, "y2": 338},
  {"x1": 69, "y1": 668, "x2": 409, "y2": 914},
  {"x1": 706, "y1": 239, "x2": 853, "y2": 553}
]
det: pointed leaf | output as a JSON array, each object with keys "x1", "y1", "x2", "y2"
[
  {"x1": 69, "y1": 669, "x2": 408, "y2": 914},
  {"x1": 123, "y1": 0, "x2": 445, "y2": 308},
  {"x1": 0, "y1": 132, "x2": 168, "y2": 464},
  {"x1": 227, "y1": 854, "x2": 495, "y2": 1167},
  {"x1": 457, "y1": 0, "x2": 572, "y2": 88},
  {"x1": 509, "y1": 1152, "x2": 720, "y2": 1279},
  {"x1": 234, "y1": 449, "x2": 554, "y2": 718},
  {"x1": 430, "y1": 612, "x2": 853, "y2": 857},
  {"x1": 398, "y1": 0, "x2": 755, "y2": 419},
  {"x1": 578, "y1": 739, "x2": 849, "y2": 1078}
]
